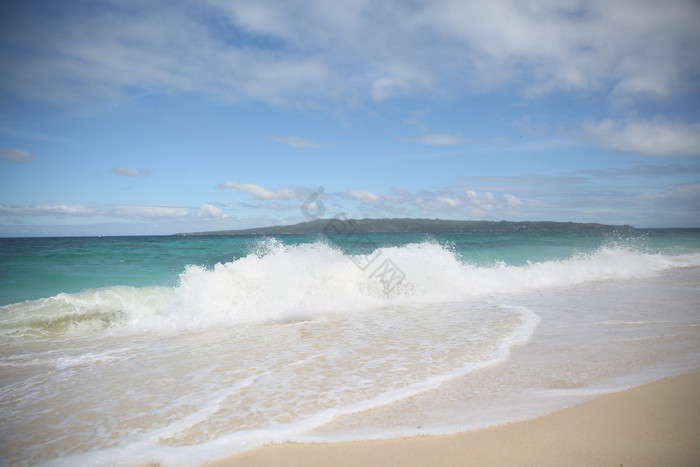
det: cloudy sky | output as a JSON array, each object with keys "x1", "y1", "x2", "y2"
[{"x1": 1, "y1": 0, "x2": 699, "y2": 236}]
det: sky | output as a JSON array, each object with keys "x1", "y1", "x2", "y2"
[{"x1": 1, "y1": 0, "x2": 699, "y2": 236}]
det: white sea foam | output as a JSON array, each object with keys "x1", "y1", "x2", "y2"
[
  {"x1": 2, "y1": 239, "x2": 699, "y2": 337},
  {"x1": 2, "y1": 239, "x2": 700, "y2": 467},
  {"x1": 160, "y1": 240, "x2": 700, "y2": 329},
  {"x1": 32, "y1": 304, "x2": 541, "y2": 467}
]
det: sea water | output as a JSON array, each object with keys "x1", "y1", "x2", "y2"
[{"x1": 1, "y1": 229, "x2": 699, "y2": 466}]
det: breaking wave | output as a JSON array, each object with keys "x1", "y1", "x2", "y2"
[{"x1": 2, "y1": 238, "x2": 699, "y2": 337}]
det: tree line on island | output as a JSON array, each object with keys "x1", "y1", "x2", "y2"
[{"x1": 177, "y1": 218, "x2": 634, "y2": 236}]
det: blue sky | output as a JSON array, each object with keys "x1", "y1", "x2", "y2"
[{"x1": 1, "y1": 0, "x2": 699, "y2": 236}]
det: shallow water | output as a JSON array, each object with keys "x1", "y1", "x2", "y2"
[{"x1": 1, "y1": 230, "x2": 699, "y2": 466}]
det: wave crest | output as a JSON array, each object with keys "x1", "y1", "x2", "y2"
[{"x1": 3, "y1": 239, "x2": 699, "y2": 336}]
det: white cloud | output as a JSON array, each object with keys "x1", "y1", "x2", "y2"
[
  {"x1": 0, "y1": 1, "x2": 341, "y2": 107},
  {"x1": 196, "y1": 204, "x2": 227, "y2": 218},
  {"x1": 219, "y1": 181, "x2": 300, "y2": 200},
  {"x1": 111, "y1": 166, "x2": 151, "y2": 177},
  {"x1": 347, "y1": 189, "x2": 383, "y2": 203},
  {"x1": 0, "y1": 203, "x2": 228, "y2": 220},
  {"x1": 109, "y1": 204, "x2": 191, "y2": 219},
  {"x1": 0, "y1": 203, "x2": 100, "y2": 217},
  {"x1": 411, "y1": 189, "x2": 525, "y2": 218},
  {"x1": 504, "y1": 193, "x2": 525, "y2": 208},
  {"x1": 341, "y1": 186, "x2": 526, "y2": 219},
  {"x1": 0, "y1": 148, "x2": 34, "y2": 163},
  {"x1": 434, "y1": 196, "x2": 461, "y2": 207},
  {"x1": 422, "y1": 0, "x2": 700, "y2": 98},
  {"x1": 370, "y1": 64, "x2": 433, "y2": 101},
  {"x1": 216, "y1": 0, "x2": 293, "y2": 38},
  {"x1": 455, "y1": 166, "x2": 700, "y2": 227},
  {"x1": 3, "y1": 0, "x2": 697, "y2": 106},
  {"x1": 267, "y1": 134, "x2": 331, "y2": 148},
  {"x1": 580, "y1": 117, "x2": 700, "y2": 156},
  {"x1": 242, "y1": 200, "x2": 300, "y2": 211}
]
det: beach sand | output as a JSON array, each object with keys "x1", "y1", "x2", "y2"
[{"x1": 206, "y1": 372, "x2": 700, "y2": 467}]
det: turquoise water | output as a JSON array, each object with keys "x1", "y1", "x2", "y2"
[
  {"x1": 0, "y1": 236, "x2": 249, "y2": 306},
  {"x1": 3, "y1": 229, "x2": 698, "y2": 306},
  {"x1": 1, "y1": 229, "x2": 699, "y2": 466}
]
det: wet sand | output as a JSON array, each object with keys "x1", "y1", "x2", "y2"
[{"x1": 206, "y1": 372, "x2": 700, "y2": 467}]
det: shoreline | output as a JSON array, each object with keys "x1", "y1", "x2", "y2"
[{"x1": 206, "y1": 372, "x2": 700, "y2": 467}]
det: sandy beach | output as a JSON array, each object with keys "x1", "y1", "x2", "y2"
[{"x1": 207, "y1": 372, "x2": 700, "y2": 467}]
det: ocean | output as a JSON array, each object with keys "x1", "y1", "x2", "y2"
[{"x1": 1, "y1": 228, "x2": 699, "y2": 466}]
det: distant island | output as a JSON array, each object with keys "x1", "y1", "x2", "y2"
[{"x1": 176, "y1": 218, "x2": 634, "y2": 236}]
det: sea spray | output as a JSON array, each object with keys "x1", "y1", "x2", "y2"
[{"x1": 2, "y1": 239, "x2": 700, "y2": 339}]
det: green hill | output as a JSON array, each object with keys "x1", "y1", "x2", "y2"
[{"x1": 176, "y1": 218, "x2": 633, "y2": 236}]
